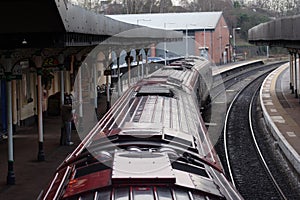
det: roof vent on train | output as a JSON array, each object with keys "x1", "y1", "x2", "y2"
[
  {"x1": 164, "y1": 65, "x2": 184, "y2": 71},
  {"x1": 163, "y1": 60, "x2": 184, "y2": 70},
  {"x1": 182, "y1": 61, "x2": 194, "y2": 69},
  {"x1": 112, "y1": 151, "x2": 176, "y2": 184},
  {"x1": 137, "y1": 85, "x2": 174, "y2": 97},
  {"x1": 164, "y1": 60, "x2": 195, "y2": 70}
]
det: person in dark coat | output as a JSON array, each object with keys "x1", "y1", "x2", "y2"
[{"x1": 61, "y1": 98, "x2": 74, "y2": 145}]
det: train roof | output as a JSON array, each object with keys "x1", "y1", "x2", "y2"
[
  {"x1": 42, "y1": 57, "x2": 242, "y2": 199},
  {"x1": 150, "y1": 57, "x2": 211, "y2": 90},
  {"x1": 47, "y1": 149, "x2": 240, "y2": 199},
  {"x1": 62, "y1": 183, "x2": 228, "y2": 199},
  {"x1": 83, "y1": 58, "x2": 217, "y2": 165}
]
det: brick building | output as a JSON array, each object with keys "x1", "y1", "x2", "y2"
[{"x1": 107, "y1": 12, "x2": 231, "y2": 65}]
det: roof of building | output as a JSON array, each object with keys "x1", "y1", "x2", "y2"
[{"x1": 106, "y1": 12, "x2": 222, "y2": 31}]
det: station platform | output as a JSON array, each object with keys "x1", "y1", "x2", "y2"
[
  {"x1": 0, "y1": 116, "x2": 81, "y2": 199},
  {"x1": 212, "y1": 59, "x2": 264, "y2": 76},
  {"x1": 260, "y1": 62, "x2": 300, "y2": 174}
]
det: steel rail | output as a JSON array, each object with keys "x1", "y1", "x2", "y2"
[
  {"x1": 223, "y1": 82, "x2": 244, "y2": 188},
  {"x1": 249, "y1": 88, "x2": 287, "y2": 200},
  {"x1": 223, "y1": 64, "x2": 279, "y2": 188}
]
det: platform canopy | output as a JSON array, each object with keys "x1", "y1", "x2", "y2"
[
  {"x1": 107, "y1": 12, "x2": 222, "y2": 31},
  {"x1": 248, "y1": 15, "x2": 300, "y2": 49},
  {"x1": 0, "y1": 0, "x2": 182, "y2": 50}
]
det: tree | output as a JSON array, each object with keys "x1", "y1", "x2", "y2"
[
  {"x1": 234, "y1": 7, "x2": 270, "y2": 40},
  {"x1": 122, "y1": 0, "x2": 161, "y2": 14},
  {"x1": 159, "y1": 0, "x2": 173, "y2": 13},
  {"x1": 181, "y1": 0, "x2": 233, "y2": 12}
]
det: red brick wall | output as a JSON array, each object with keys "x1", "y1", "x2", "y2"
[{"x1": 194, "y1": 15, "x2": 230, "y2": 65}]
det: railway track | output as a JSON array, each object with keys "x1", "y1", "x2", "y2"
[
  {"x1": 203, "y1": 62, "x2": 281, "y2": 149},
  {"x1": 224, "y1": 71, "x2": 288, "y2": 199},
  {"x1": 202, "y1": 61, "x2": 300, "y2": 199},
  {"x1": 210, "y1": 62, "x2": 284, "y2": 102}
]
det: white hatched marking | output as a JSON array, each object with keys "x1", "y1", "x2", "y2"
[
  {"x1": 271, "y1": 116, "x2": 285, "y2": 123},
  {"x1": 264, "y1": 99, "x2": 272, "y2": 102},
  {"x1": 286, "y1": 132, "x2": 296, "y2": 137},
  {"x1": 262, "y1": 93, "x2": 271, "y2": 98},
  {"x1": 270, "y1": 109, "x2": 277, "y2": 112},
  {"x1": 226, "y1": 89, "x2": 235, "y2": 92},
  {"x1": 263, "y1": 87, "x2": 269, "y2": 90},
  {"x1": 205, "y1": 122, "x2": 217, "y2": 126},
  {"x1": 264, "y1": 101, "x2": 274, "y2": 105},
  {"x1": 214, "y1": 101, "x2": 225, "y2": 104}
]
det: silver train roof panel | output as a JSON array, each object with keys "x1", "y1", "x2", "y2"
[
  {"x1": 112, "y1": 152, "x2": 176, "y2": 184},
  {"x1": 71, "y1": 186, "x2": 224, "y2": 200},
  {"x1": 42, "y1": 57, "x2": 244, "y2": 200}
]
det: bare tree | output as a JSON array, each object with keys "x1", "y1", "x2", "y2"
[
  {"x1": 252, "y1": 0, "x2": 300, "y2": 16},
  {"x1": 121, "y1": 0, "x2": 162, "y2": 13},
  {"x1": 182, "y1": 0, "x2": 232, "y2": 12}
]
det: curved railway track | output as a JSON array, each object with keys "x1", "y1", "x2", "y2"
[
  {"x1": 210, "y1": 62, "x2": 284, "y2": 102},
  {"x1": 203, "y1": 62, "x2": 281, "y2": 153},
  {"x1": 224, "y1": 71, "x2": 288, "y2": 199},
  {"x1": 203, "y1": 61, "x2": 300, "y2": 199}
]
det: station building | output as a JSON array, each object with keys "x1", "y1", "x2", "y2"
[
  {"x1": 107, "y1": 12, "x2": 231, "y2": 65},
  {"x1": 0, "y1": 11, "x2": 230, "y2": 133}
]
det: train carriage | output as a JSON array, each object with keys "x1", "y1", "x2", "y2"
[{"x1": 41, "y1": 56, "x2": 243, "y2": 200}]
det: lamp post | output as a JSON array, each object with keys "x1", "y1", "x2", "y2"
[
  {"x1": 185, "y1": 25, "x2": 188, "y2": 58},
  {"x1": 203, "y1": 25, "x2": 213, "y2": 57},
  {"x1": 219, "y1": 35, "x2": 222, "y2": 65},
  {"x1": 137, "y1": 19, "x2": 151, "y2": 25},
  {"x1": 185, "y1": 24, "x2": 196, "y2": 57},
  {"x1": 204, "y1": 27, "x2": 206, "y2": 51},
  {"x1": 219, "y1": 25, "x2": 228, "y2": 65},
  {"x1": 229, "y1": 34, "x2": 232, "y2": 62},
  {"x1": 233, "y1": 27, "x2": 241, "y2": 62},
  {"x1": 164, "y1": 22, "x2": 175, "y2": 66}
]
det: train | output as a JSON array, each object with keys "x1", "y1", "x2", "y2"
[{"x1": 40, "y1": 56, "x2": 243, "y2": 199}]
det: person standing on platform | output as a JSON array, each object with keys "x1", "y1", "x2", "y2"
[{"x1": 61, "y1": 94, "x2": 74, "y2": 145}]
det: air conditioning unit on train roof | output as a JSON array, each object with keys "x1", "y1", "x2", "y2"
[
  {"x1": 137, "y1": 85, "x2": 174, "y2": 97},
  {"x1": 112, "y1": 151, "x2": 176, "y2": 184}
]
